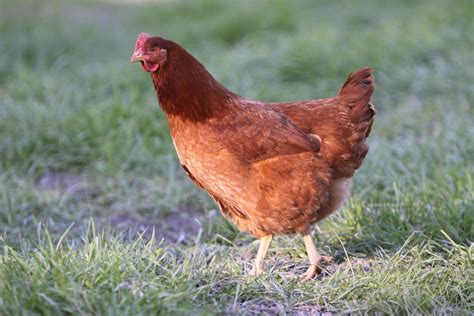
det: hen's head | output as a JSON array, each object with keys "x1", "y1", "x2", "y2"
[
  {"x1": 130, "y1": 33, "x2": 168, "y2": 73},
  {"x1": 130, "y1": 33, "x2": 232, "y2": 120}
]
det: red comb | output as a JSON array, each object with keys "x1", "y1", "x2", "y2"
[
  {"x1": 130, "y1": 33, "x2": 150, "y2": 63},
  {"x1": 134, "y1": 32, "x2": 150, "y2": 50}
]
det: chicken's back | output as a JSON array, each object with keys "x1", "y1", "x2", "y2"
[{"x1": 269, "y1": 67, "x2": 376, "y2": 179}]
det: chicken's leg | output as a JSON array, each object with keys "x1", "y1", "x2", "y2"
[
  {"x1": 249, "y1": 235, "x2": 273, "y2": 276},
  {"x1": 301, "y1": 232, "x2": 332, "y2": 281}
]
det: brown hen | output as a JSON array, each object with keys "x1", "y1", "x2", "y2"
[{"x1": 131, "y1": 33, "x2": 375, "y2": 280}]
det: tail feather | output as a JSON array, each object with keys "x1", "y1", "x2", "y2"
[
  {"x1": 338, "y1": 67, "x2": 376, "y2": 125},
  {"x1": 329, "y1": 67, "x2": 376, "y2": 177},
  {"x1": 337, "y1": 67, "x2": 374, "y2": 107}
]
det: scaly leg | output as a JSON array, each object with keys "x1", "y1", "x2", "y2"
[
  {"x1": 249, "y1": 235, "x2": 273, "y2": 276},
  {"x1": 301, "y1": 232, "x2": 332, "y2": 281}
]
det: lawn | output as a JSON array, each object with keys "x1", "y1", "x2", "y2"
[{"x1": 0, "y1": 0, "x2": 473, "y2": 314}]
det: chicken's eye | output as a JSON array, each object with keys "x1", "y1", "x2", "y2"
[{"x1": 150, "y1": 47, "x2": 158, "y2": 52}]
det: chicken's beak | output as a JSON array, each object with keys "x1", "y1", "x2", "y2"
[{"x1": 130, "y1": 51, "x2": 144, "y2": 63}]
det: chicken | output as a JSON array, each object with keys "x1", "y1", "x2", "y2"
[{"x1": 130, "y1": 33, "x2": 375, "y2": 280}]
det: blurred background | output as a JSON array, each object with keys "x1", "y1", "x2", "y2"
[{"x1": 0, "y1": 0, "x2": 473, "y2": 313}]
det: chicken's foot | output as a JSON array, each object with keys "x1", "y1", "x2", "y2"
[
  {"x1": 249, "y1": 235, "x2": 273, "y2": 276},
  {"x1": 301, "y1": 232, "x2": 332, "y2": 281}
]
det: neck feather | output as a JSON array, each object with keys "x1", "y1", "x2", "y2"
[{"x1": 151, "y1": 49, "x2": 235, "y2": 121}]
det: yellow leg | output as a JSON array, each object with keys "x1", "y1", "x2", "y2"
[
  {"x1": 301, "y1": 232, "x2": 332, "y2": 281},
  {"x1": 249, "y1": 235, "x2": 273, "y2": 276}
]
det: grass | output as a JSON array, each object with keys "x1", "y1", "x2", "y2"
[{"x1": 0, "y1": 0, "x2": 473, "y2": 314}]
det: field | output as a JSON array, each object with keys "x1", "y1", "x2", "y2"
[{"x1": 0, "y1": 0, "x2": 473, "y2": 314}]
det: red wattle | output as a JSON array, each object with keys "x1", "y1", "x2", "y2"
[{"x1": 141, "y1": 61, "x2": 159, "y2": 72}]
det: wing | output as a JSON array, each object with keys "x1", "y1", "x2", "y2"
[{"x1": 211, "y1": 102, "x2": 320, "y2": 163}]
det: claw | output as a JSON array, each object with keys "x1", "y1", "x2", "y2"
[
  {"x1": 300, "y1": 256, "x2": 333, "y2": 281},
  {"x1": 300, "y1": 264, "x2": 319, "y2": 281},
  {"x1": 301, "y1": 232, "x2": 333, "y2": 281},
  {"x1": 249, "y1": 265, "x2": 263, "y2": 277}
]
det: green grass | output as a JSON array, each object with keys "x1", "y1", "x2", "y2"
[{"x1": 0, "y1": 0, "x2": 473, "y2": 314}]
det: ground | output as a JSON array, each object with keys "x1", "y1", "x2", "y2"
[{"x1": 0, "y1": 0, "x2": 473, "y2": 315}]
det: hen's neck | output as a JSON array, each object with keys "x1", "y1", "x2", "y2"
[{"x1": 151, "y1": 51, "x2": 235, "y2": 122}]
